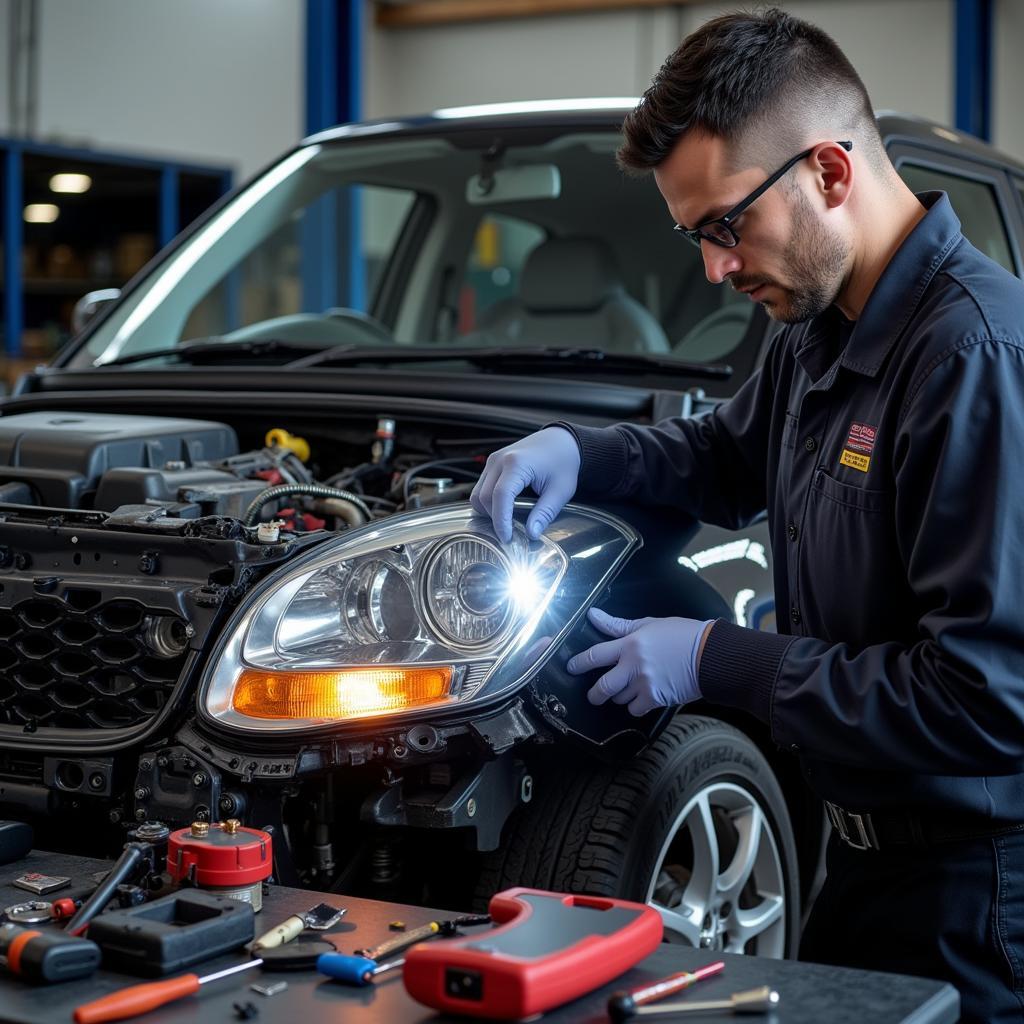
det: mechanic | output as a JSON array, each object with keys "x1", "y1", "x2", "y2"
[{"x1": 470, "y1": 9, "x2": 1024, "y2": 1023}]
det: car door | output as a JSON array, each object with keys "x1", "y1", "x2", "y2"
[{"x1": 887, "y1": 142, "x2": 1024, "y2": 278}]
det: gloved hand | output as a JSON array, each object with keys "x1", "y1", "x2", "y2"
[
  {"x1": 567, "y1": 607, "x2": 715, "y2": 717},
  {"x1": 470, "y1": 426, "x2": 581, "y2": 542}
]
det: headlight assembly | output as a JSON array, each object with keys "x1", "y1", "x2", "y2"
[{"x1": 199, "y1": 502, "x2": 639, "y2": 732}]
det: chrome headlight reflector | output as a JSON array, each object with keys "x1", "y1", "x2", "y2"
[{"x1": 200, "y1": 502, "x2": 639, "y2": 732}]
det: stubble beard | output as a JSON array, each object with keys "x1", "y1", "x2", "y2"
[{"x1": 761, "y1": 189, "x2": 850, "y2": 324}]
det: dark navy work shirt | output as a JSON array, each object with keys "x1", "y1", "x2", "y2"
[{"x1": 567, "y1": 192, "x2": 1024, "y2": 819}]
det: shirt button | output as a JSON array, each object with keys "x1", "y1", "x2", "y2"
[
  {"x1": 787, "y1": 523, "x2": 798, "y2": 541},
  {"x1": 804, "y1": 437, "x2": 818, "y2": 453},
  {"x1": 790, "y1": 605, "x2": 801, "y2": 625}
]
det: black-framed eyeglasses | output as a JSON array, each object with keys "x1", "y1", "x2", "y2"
[{"x1": 674, "y1": 140, "x2": 853, "y2": 249}]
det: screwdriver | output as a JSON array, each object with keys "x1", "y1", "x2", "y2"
[
  {"x1": 607, "y1": 961, "x2": 726, "y2": 1021},
  {"x1": 73, "y1": 960, "x2": 262, "y2": 1024},
  {"x1": 620, "y1": 985, "x2": 780, "y2": 1016},
  {"x1": 0, "y1": 922, "x2": 101, "y2": 984},
  {"x1": 317, "y1": 951, "x2": 405, "y2": 985}
]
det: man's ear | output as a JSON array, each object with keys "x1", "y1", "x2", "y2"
[{"x1": 813, "y1": 140, "x2": 853, "y2": 209}]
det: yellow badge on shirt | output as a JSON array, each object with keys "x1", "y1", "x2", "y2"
[
  {"x1": 840, "y1": 449, "x2": 871, "y2": 472},
  {"x1": 839, "y1": 421, "x2": 877, "y2": 473}
]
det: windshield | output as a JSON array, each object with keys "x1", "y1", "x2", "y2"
[{"x1": 70, "y1": 126, "x2": 757, "y2": 373}]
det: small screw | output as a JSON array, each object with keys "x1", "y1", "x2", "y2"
[
  {"x1": 466, "y1": 798, "x2": 477, "y2": 818},
  {"x1": 219, "y1": 796, "x2": 236, "y2": 814},
  {"x1": 392, "y1": 745, "x2": 407, "y2": 759},
  {"x1": 192, "y1": 772, "x2": 207, "y2": 787},
  {"x1": 139, "y1": 759, "x2": 153, "y2": 772},
  {"x1": 134, "y1": 787, "x2": 150, "y2": 801},
  {"x1": 109, "y1": 809, "x2": 122, "y2": 823},
  {"x1": 156, "y1": 757, "x2": 168, "y2": 769},
  {"x1": 88, "y1": 773, "x2": 105, "y2": 791},
  {"x1": 546, "y1": 697, "x2": 566, "y2": 717},
  {"x1": 134, "y1": 809, "x2": 147, "y2": 821}
]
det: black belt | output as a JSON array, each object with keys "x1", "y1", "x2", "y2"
[{"x1": 824, "y1": 800, "x2": 1024, "y2": 852}]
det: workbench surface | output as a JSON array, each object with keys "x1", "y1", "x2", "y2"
[{"x1": 0, "y1": 849, "x2": 958, "y2": 1023}]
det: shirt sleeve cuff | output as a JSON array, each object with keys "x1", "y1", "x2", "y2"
[
  {"x1": 698, "y1": 620, "x2": 796, "y2": 728},
  {"x1": 548, "y1": 421, "x2": 632, "y2": 499}
]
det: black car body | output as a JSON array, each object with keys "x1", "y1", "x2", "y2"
[{"x1": 0, "y1": 104, "x2": 1022, "y2": 957}]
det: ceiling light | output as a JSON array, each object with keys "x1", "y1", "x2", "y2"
[
  {"x1": 23, "y1": 203, "x2": 59, "y2": 224},
  {"x1": 49, "y1": 173, "x2": 92, "y2": 194}
]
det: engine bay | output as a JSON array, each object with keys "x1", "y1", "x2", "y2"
[{"x1": 0, "y1": 410, "x2": 485, "y2": 530}]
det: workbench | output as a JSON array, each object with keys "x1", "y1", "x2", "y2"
[{"x1": 0, "y1": 850, "x2": 959, "y2": 1023}]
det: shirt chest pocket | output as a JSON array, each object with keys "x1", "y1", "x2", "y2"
[{"x1": 811, "y1": 468, "x2": 890, "y2": 513}]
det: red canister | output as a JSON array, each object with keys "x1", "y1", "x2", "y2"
[{"x1": 167, "y1": 820, "x2": 272, "y2": 911}]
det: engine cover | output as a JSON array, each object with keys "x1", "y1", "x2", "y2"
[{"x1": 0, "y1": 411, "x2": 238, "y2": 510}]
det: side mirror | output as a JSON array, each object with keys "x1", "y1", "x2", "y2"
[{"x1": 72, "y1": 288, "x2": 121, "y2": 335}]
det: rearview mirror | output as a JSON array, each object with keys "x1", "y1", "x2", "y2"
[{"x1": 466, "y1": 164, "x2": 560, "y2": 205}]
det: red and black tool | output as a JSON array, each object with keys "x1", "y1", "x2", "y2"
[
  {"x1": 402, "y1": 888, "x2": 663, "y2": 1019},
  {"x1": 0, "y1": 921, "x2": 101, "y2": 983},
  {"x1": 607, "y1": 961, "x2": 726, "y2": 1021}
]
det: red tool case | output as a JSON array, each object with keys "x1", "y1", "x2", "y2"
[{"x1": 402, "y1": 887, "x2": 663, "y2": 1019}]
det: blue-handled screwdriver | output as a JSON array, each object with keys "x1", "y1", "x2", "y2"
[{"x1": 317, "y1": 952, "x2": 405, "y2": 986}]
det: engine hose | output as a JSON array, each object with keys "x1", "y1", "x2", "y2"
[{"x1": 243, "y1": 484, "x2": 373, "y2": 527}]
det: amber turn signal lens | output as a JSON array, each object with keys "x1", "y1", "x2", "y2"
[{"x1": 232, "y1": 666, "x2": 453, "y2": 720}]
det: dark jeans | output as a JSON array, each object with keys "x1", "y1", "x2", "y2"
[{"x1": 801, "y1": 830, "x2": 1024, "y2": 1024}]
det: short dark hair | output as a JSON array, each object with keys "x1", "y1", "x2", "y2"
[{"x1": 619, "y1": 7, "x2": 883, "y2": 174}]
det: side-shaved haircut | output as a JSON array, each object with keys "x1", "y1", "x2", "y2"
[{"x1": 619, "y1": 7, "x2": 890, "y2": 178}]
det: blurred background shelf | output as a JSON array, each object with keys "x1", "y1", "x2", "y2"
[{"x1": 1, "y1": 137, "x2": 232, "y2": 386}]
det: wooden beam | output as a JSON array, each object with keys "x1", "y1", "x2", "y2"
[{"x1": 375, "y1": 0, "x2": 694, "y2": 29}]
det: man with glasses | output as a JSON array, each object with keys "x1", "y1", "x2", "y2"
[{"x1": 471, "y1": 8, "x2": 1024, "y2": 1023}]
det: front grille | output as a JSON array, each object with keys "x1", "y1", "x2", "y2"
[{"x1": 0, "y1": 594, "x2": 189, "y2": 730}]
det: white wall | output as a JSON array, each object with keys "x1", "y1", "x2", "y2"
[
  {"x1": 994, "y1": 0, "x2": 1024, "y2": 165},
  {"x1": 0, "y1": 0, "x2": 303, "y2": 181},
  {"x1": 366, "y1": 0, "x2": 958, "y2": 146},
  {"x1": 0, "y1": 2, "x2": 1019, "y2": 182}
]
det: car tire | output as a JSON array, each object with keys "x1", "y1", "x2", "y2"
[{"x1": 475, "y1": 714, "x2": 800, "y2": 957}]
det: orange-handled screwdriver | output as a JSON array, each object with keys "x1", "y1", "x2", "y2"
[{"x1": 73, "y1": 960, "x2": 261, "y2": 1024}]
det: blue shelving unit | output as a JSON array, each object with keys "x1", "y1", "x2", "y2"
[{"x1": 0, "y1": 137, "x2": 231, "y2": 359}]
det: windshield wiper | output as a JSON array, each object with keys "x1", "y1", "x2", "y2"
[
  {"x1": 287, "y1": 345, "x2": 732, "y2": 380},
  {"x1": 96, "y1": 338, "x2": 350, "y2": 368}
]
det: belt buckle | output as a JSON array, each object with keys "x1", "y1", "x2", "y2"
[{"x1": 826, "y1": 801, "x2": 880, "y2": 851}]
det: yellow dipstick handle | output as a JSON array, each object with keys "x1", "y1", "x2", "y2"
[{"x1": 266, "y1": 428, "x2": 310, "y2": 462}]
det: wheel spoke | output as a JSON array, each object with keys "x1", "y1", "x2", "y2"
[
  {"x1": 681, "y1": 791, "x2": 721, "y2": 919},
  {"x1": 649, "y1": 900, "x2": 703, "y2": 946},
  {"x1": 732, "y1": 894, "x2": 784, "y2": 946},
  {"x1": 718, "y1": 805, "x2": 763, "y2": 901}
]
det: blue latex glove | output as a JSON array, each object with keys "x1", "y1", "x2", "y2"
[
  {"x1": 567, "y1": 607, "x2": 715, "y2": 717},
  {"x1": 470, "y1": 426, "x2": 581, "y2": 542}
]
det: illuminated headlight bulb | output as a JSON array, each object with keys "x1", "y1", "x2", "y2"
[
  {"x1": 424, "y1": 536, "x2": 514, "y2": 649},
  {"x1": 505, "y1": 565, "x2": 543, "y2": 613}
]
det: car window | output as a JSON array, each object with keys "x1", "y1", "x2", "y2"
[
  {"x1": 181, "y1": 184, "x2": 416, "y2": 342},
  {"x1": 898, "y1": 163, "x2": 1015, "y2": 272},
  {"x1": 458, "y1": 215, "x2": 545, "y2": 333},
  {"x1": 74, "y1": 133, "x2": 760, "y2": 384}
]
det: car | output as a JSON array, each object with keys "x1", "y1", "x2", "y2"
[{"x1": 1, "y1": 102, "x2": 1022, "y2": 960}]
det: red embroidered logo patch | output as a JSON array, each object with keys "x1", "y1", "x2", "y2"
[
  {"x1": 839, "y1": 422, "x2": 876, "y2": 473},
  {"x1": 845, "y1": 422, "x2": 877, "y2": 455}
]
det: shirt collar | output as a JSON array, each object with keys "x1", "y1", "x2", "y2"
[{"x1": 801, "y1": 192, "x2": 963, "y2": 378}]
